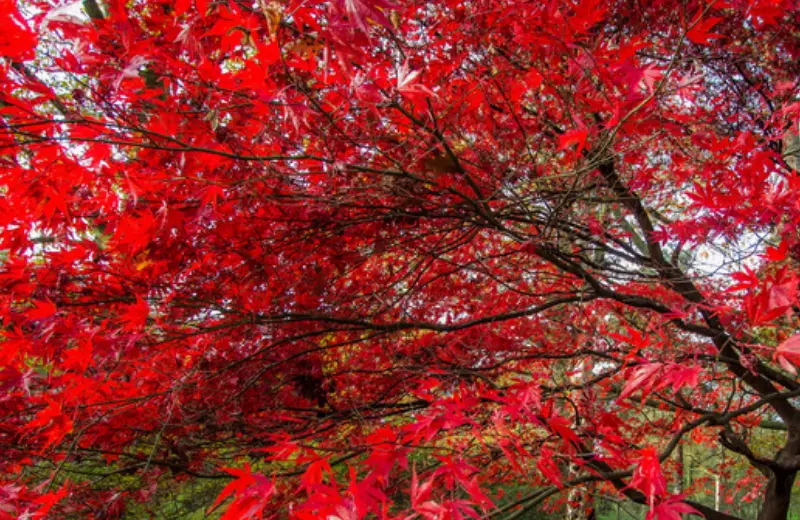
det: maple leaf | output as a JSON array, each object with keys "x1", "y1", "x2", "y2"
[
  {"x1": 620, "y1": 362, "x2": 700, "y2": 402},
  {"x1": 727, "y1": 265, "x2": 759, "y2": 293},
  {"x1": 647, "y1": 495, "x2": 700, "y2": 520},
  {"x1": 630, "y1": 448, "x2": 666, "y2": 508},
  {"x1": 745, "y1": 269, "x2": 798, "y2": 325},
  {"x1": 335, "y1": 0, "x2": 393, "y2": 33},
  {"x1": 748, "y1": 0, "x2": 785, "y2": 29},
  {"x1": 609, "y1": 326, "x2": 649, "y2": 351},
  {"x1": 201, "y1": 185, "x2": 225, "y2": 210},
  {"x1": 547, "y1": 415, "x2": 580, "y2": 447},
  {"x1": 558, "y1": 122, "x2": 589, "y2": 153},
  {"x1": 300, "y1": 458, "x2": 335, "y2": 493},
  {"x1": 0, "y1": 366, "x2": 32, "y2": 394},
  {"x1": 260, "y1": 434, "x2": 300, "y2": 461},
  {"x1": 25, "y1": 300, "x2": 57, "y2": 321},
  {"x1": 110, "y1": 211, "x2": 157, "y2": 254},
  {"x1": 62, "y1": 340, "x2": 94, "y2": 373},
  {"x1": 396, "y1": 61, "x2": 433, "y2": 98},
  {"x1": 362, "y1": 427, "x2": 408, "y2": 482},
  {"x1": 410, "y1": 465, "x2": 435, "y2": 511},
  {"x1": 460, "y1": 476, "x2": 493, "y2": 509},
  {"x1": 0, "y1": 0, "x2": 38, "y2": 60},
  {"x1": 113, "y1": 55, "x2": 149, "y2": 91},
  {"x1": 31, "y1": 485, "x2": 68, "y2": 519},
  {"x1": 687, "y1": 16, "x2": 723, "y2": 45},
  {"x1": 212, "y1": 463, "x2": 275, "y2": 519},
  {"x1": 775, "y1": 335, "x2": 800, "y2": 374},
  {"x1": 403, "y1": 413, "x2": 444, "y2": 445},
  {"x1": 619, "y1": 363, "x2": 664, "y2": 401},
  {"x1": 346, "y1": 467, "x2": 386, "y2": 517},
  {"x1": 536, "y1": 446, "x2": 563, "y2": 488},
  {"x1": 764, "y1": 241, "x2": 788, "y2": 262},
  {"x1": 119, "y1": 296, "x2": 150, "y2": 331},
  {"x1": 25, "y1": 400, "x2": 74, "y2": 448},
  {"x1": 767, "y1": 273, "x2": 797, "y2": 317}
]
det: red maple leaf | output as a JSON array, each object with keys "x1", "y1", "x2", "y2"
[
  {"x1": 31, "y1": 485, "x2": 68, "y2": 519},
  {"x1": 558, "y1": 121, "x2": 589, "y2": 153},
  {"x1": 647, "y1": 495, "x2": 700, "y2": 520},
  {"x1": 775, "y1": 334, "x2": 800, "y2": 374},
  {"x1": 687, "y1": 16, "x2": 723, "y2": 45},
  {"x1": 0, "y1": 0, "x2": 38, "y2": 60},
  {"x1": 630, "y1": 448, "x2": 667, "y2": 508},
  {"x1": 25, "y1": 400, "x2": 74, "y2": 448},
  {"x1": 25, "y1": 300, "x2": 57, "y2": 321},
  {"x1": 212, "y1": 464, "x2": 275, "y2": 519},
  {"x1": 119, "y1": 296, "x2": 150, "y2": 331}
]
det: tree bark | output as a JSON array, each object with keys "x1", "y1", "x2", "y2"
[
  {"x1": 757, "y1": 429, "x2": 800, "y2": 519},
  {"x1": 757, "y1": 470, "x2": 796, "y2": 520}
]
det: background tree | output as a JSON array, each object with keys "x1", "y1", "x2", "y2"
[{"x1": 1, "y1": 0, "x2": 799, "y2": 518}]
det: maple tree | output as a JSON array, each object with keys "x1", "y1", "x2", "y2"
[{"x1": 1, "y1": 0, "x2": 800, "y2": 518}]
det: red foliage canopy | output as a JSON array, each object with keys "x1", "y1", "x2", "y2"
[{"x1": 1, "y1": 0, "x2": 799, "y2": 518}]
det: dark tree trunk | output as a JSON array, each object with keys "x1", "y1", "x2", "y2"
[
  {"x1": 757, "y1": 470, "x2": 796, "y2": 520},
  {"x1": 758, "y1": 429, "x2": 800, "y2": 520}
]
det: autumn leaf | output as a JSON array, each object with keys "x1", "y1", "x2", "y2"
[
  {"x1": 764, "y1": 241, "x2": 788, "y2": 262},
  {"x1": 745, "y1": 269, "x2": 798, "y2": 325},
  {"x1": 558, "y1": 122, "x2": 589, "y2": 153},
  {"x1": 25, "y1": 300, "x2": 57, "y2": 321},
  {"x1": 410, "y1": 464, "x2": 435, "y2": 511},
  {"x1": 630, "y1": 448, "x2": 666, "y2": 508},
  {"x1": 0, "y1": 0, "x2": 38, "y2": 60},
  {"x1": 727, "y1": 265, "x2": 759, "y2": 293},
  {"x1": 647, "y1": 495, "x2": 700, "y2": 520},
  {"x1": 775, "y1": 335, "x2": 800, "y2": 374},
  {"x1": 346, "y1": 467, "x2": 386, "y2": 517},
  {"x1": 25, "y1": 400, "x2": 74, "y2": 448},
  {"x1": 119, "y1": 296, "x2": 150, "y2": 331},
  {"x1": 300, "y1": 457, "x2": 335, "y2": 493},
  {"x1": 201, "y1": 185, "x2": 225, "y2": 210},
  {"x1": 536, "y1": 446, "x2": 563, "y2": 488},
  {"x1": 619, "y1": 363, "x2": 664, "y2": 401},
  {"x1": 212, "y1": 464, "x2": 275, "y2": 520},
  {"x1": 687, "y1": 16, "x2": 723, "y2": 45},
  {"x1": 31, "y1": 485, "x2": 68, "y2": 519},
  {"x1": 767, "y1": 275, "x2": 797, "y2": 316},
  {"x1": 62, "y1": 341, "x2": 94, "y2": 373},
  {"x1": 211, "y1": 464, "x2": 256, "y2": 512},
  {"x1": 396, "y1": 61, "x2": 433, "y2": 98},
  {"x1": 620, "y1": 362, "x2": 700, "y2": 402}
]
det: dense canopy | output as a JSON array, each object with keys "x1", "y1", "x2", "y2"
[{"x1": 1, "y1": 0, "x2": 800, "y2": 518}]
